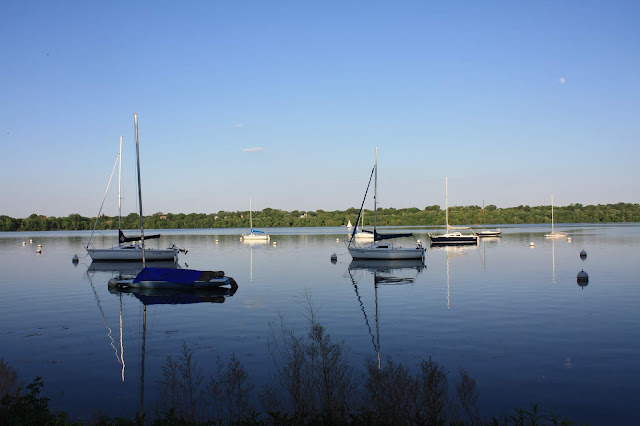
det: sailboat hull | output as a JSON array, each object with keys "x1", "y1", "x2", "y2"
[
  {"x1": 88, "y1": 246, "x2": 178, "y2": 261},
  {"x1": 429, "y1": 234, "x2": 478, "y2": 246}
]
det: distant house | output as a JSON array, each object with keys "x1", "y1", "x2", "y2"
[
  {"x1": 159, "y1": 215, "x2": 167, "y2": 220},
  {"x1": 300, "y1": 213, "x2": 308, "y2": 219}
]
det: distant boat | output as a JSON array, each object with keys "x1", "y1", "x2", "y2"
[
  {"x1": 347, "y1": 220, "x2": 353, "y2": 228},
  {"x1": 85, "y1": 135, "x2": 181, "y2": 262},
  {"x1": 347, "y1": 147, "x2": 425, "y2": 260},
  {"x1": 429, "y1": 177, "x2": 479, "y2": 246},
  {"x1": 473, "y1": 200, "x2": 501, "y2": 237},
  {"x1": 108, "y1": 114, "x2": 236, "y2": 290},
  {"x1": 242, "y1": 198, "x2": 270, "y2": 241},
  {"x1": 352, "y1": 210, "x2": 375, "y2": 241},
  {"x1": 544, "y1": 194, "x2": 568, "y2": 239}
]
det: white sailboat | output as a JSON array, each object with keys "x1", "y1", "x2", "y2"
[
  {"x1": 544, "y1": 194, "x2": 568, "y2": 238},
  {"x1": 242, "y1": 198, "x2": 270, "y2": 241},
  {"x1": 86, "y1": 136, "x2": 181, "y2": 262},
  {"x1": 429, "y1": 177, "x2": 479, "y2": 246},
  {"x1": 353, "y1": 209, "x2": 375, "y2": 240},
  {"x1": 347, "y1": 147, "x2": 425, "y2": 260}
]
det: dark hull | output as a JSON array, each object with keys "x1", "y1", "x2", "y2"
[
  {"x1": 429, "y1": 236, "x2": 478, "y2": 246},
  {"x1": 474, "y1": 231, "x2": 502, "y2": 237}
]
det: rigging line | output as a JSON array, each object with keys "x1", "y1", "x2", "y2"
[
  {"x1": 86, "y1": 153, "x2": 120, "y2": 248},
  {"x1": 349, "y1": 165, "x2": 376, "y2": 247},
  {"x1": 86, "y1": 271, "x2": 123, "y2": 366},
  {"x1": 347, "y1": 269, "x2": 378, "y2": 353}
]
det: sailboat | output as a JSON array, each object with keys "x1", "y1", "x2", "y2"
[
  {"x1": 108, "y1": 114, "x2": 237, "y2": 290},
  {"x1": 429, "y1": 177, "x2": 478, "y2": 246},
  {"x1": 544, "y1": 194, "x2": 568, "y2": 238},
  {"x1": 473, "y1": 201, "x2": 501, "y2": 237},
  {"x1": 86, "y1": 136, "x2": 181, "y2": 262},
  {"x1": 347, "y1": 147, "x2": 425, "y2": 260},
  {"x1": 241, "y1": 198, "x2": 269, "y2": 241}
]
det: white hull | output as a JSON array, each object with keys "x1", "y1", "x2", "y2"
[
  {"x1": 88, "y1": 245, "x2": 178, "y2": 261},
  {"x1": 348, "y1": 245, "x2": 425, "y2": 260},
  {"x1": 353, "y1": 231, "x2": 374, "y2": 240},
  {"x1": 242, "y1": 233, "x2": 269, "y2": 241},
  {"x1": 544, "y1": 232, "x2": 567, "y2": 239}
]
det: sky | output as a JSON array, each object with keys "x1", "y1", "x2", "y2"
[{"x1": 1, "y1": 1, "x2": 639, "y2": 218}]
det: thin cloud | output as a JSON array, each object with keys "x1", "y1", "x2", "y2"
[
  {"x1": 234, "y1": 123, "x2": 244, "y2": 128},
  {"x1": 559, "y1": 77, "x2": 567, "y2": 84},
  {"x1": 242, "y1": 147, "x2": 264, "y2": 152}
]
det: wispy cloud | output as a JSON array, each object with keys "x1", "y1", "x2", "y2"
[
  {"x1": 242, "y1": 147, "x2": 264, "y2": 152},
  {"x1": 234, "y1": 123, "x2": 244, "y2": 128},
  {"x1": 559, "y1": 77, "x2": 567, "y2": 84}
]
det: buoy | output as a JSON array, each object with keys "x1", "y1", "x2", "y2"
[
  {"x1": 215, "y1": 239, "x2": 219, "y2": 243},
  {"x1": 336, "y1": 238, "x2": 340, "y2": 242},
  {"x1": 272, "y1": 241, "x2": 277, "y2": 246},
  {"x1": 330, "y1": 253, "x2": 337, "y2": 263},
  {"x1": 22, "y1": 241, "x2": 25, "y2": 245},
  {"x1": 567, "y1": 237, "x2": 572, "y2": 242},
  {"x1": 577, "y1": 269, "x2": 589, "y2": 283},
  {"x1": 529, "y1": 242, "x2": 535, "y2": 247},
  {"x1": 37, "y1": 244, "x2": 42, "y2": 248},
  {"x1": 580, "y1": 249, "x2": 587, "y2": 259},
  {"x1": 72, "y1": 255, "x2": 79, "y2": 263},
  {"x1": 36, "y1": 247, "x2": 41, "y2": 254},
  {"x1": 30, "y1": 239, "x2": 33, "y2": 243}
]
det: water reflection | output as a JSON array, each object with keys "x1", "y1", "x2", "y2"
[
  {"x1": 429, "y1": 245, "x2": 477, "y2": 309},
  {"x1": 347, "y1": 259, "x2": 425, "y2": 369}
]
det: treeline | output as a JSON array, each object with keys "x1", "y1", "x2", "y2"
[{"x1": 2, "y1": 202, "x2": 639, "y2": 232}]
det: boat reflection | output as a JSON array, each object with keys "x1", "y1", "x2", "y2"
[
  {"x1": 88, "y1": 260, "x2": 178, "y2": 274},
  {"x1": 108, "y1": 285, "x2": 238, "y2": 304},
  {"x1": 107, "y1": 279, "x2": 238, "y2": 421},
  {"x1": 347, "y1": 259, "x2": 424, "y2": 369},
  {"x1": 429, "y1": 245, "x2": 477, "y2": 309}
]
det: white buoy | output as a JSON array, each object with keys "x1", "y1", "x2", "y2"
[
  {"x1": 529, "y1": 242, "x2": 535, "y2": 247},
  {"x1": 336, "y1": 238, "x2": 340, "y2": 242},
  {"x1": 22, "y1": 241, "x2": 26, "y2": 245},
  {"x1": 215, "y1": 239, "x2": 219, "y2": 243},
  {"x1": 36, "y1": 247, "x2": 41, "y2": 254},
  {"x1": 567, "y1": 237, "x2": 572, "y2": 242},
  {"x1": 272, "y1": 241, "x2": 277, "y2": 246},
  {"x1": 30, "y1": 239, "x2": 33, "y2": 243},
  {"x1": 577, "y1": 269, "x2": 589, "y2": 283},
  {"x1": 580, "y1": 249, "x2": 587, "y2": 259},
  {"x1": 37, "y1": 243, "x2": 42, "y2": 248}
]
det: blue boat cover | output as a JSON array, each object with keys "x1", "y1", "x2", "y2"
[
  {"x1": 133, "y1": 267, "x2": 203, "y2": 284},
  {"x1": 250, "y1": 228, "x2": 266, "y2": 234}
]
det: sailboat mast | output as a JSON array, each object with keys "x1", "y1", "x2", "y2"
[
  {"x1": 249, "y1": 198, "x2": 253, "y2": 230},
  {"x1": 445, "y1": 176, "x2": 449, "y2": 233},
  {"x1": 373, "y1": 147, "x2": 378, "y2": 235},
  {"x1": 551, "y1": 194, "x2": 555, "y2": 234},
  {"x1": 118, "y1": 136, "x2": 122, "y2": 231},
  {"x1": 134, "y1": 113, "x2": 146, "y2": 265}
]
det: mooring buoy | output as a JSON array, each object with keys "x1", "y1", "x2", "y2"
[
  {"x1": 577, "y1": 269, "x2": 589, "y2": 283},
  {"x1": 580, "y1": 249, "x2": 587, "y2": 259}
]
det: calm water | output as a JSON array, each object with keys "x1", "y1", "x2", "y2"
[{"x1": 1, "y1": 224, "x2": 639, "y2": 424}]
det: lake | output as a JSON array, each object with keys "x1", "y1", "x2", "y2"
[{"x1": 0, "y1": 223, "x2": 639, "y2": 424}]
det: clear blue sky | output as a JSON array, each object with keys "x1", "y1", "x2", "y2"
[{"x1": 1, "y1": 1, "x2": 638, "y2": 218}]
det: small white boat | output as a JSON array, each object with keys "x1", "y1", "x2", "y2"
[
  {"x1": 544, "y1": 194, "x2": 568, "y2": 238},
  {"x1": 242, "y1": 198, "x2": 270, "y2": 241}
]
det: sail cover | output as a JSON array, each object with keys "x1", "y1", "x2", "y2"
[
  {"x1": 119, "y1": 229, "x2": 160, "y2": 243},
  {"x1": 374, "y1": 230, "x2": 414, "y2": 241},
  {"x1": 133, "y1": 267, "x2": 204, "y2": 285},
  {"x1": 250, "y1": 228, "x2": 266, "y2": 234}
]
